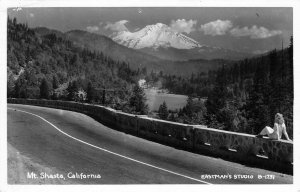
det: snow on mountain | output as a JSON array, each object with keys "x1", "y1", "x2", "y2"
[{"x1": 113, "y1": 23, "x2": 201, "y2": 50}]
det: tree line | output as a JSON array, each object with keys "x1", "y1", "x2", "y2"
[
  {"x1": 157, "y1": 38, "x2": 293, "y2": 138},
  {"x1": 7, "y1": 17, "x2": 149, "y2": 115}
]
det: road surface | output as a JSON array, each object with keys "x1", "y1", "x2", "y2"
[{"x1": 7, "y1": 104, "x2": 293, "y2": 184}]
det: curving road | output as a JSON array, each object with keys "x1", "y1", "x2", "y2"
[{"x1": 7, "y1": 104, "x2": 293, "y2": 184}]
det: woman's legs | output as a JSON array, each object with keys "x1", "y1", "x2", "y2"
[{"x1": 259, "y1": 126, "x2": 274, "y2": 136}]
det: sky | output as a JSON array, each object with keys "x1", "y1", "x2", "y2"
[{"x1": 8, "y1": 7, "x2": 293, "y2": 54}]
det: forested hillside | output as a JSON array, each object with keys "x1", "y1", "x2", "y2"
[
  {"x1": 159, "y1": 40, "x2": 293, "y2": 138},
  {"x1": 7, "y1": 18, "x2": 147, "y2": 112},
  {"x1": 34, "y1": 26, "x2": 239, "y2": 77}
]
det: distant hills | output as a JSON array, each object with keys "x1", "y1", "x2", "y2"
[
  {"x1": 138, "y1": 46, "x2": 253, "y2": 61},
  {"x1": 64, "y1": 30, "x2": 166, "y2": 72},
  {"x1": 33, "y1": 26, "x2": 254, "y2": 76}
]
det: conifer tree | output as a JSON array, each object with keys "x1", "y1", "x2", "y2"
[
  {"x1": 287, "y1": 36, "x2": 293, "y2": 95},
  {"x1": 14, "y1": 81, "x2": 20, "y2": 98},
  {"x1": 86, "y1": 82, "x2": 95, "y2": 103},
  {"x1": 268, "y1": 49, "x2": 287, "y2": 123},
  {"x1": 245, "y1": 58, "x2": 271, "y2": 134},
  {"x1": 52, "y1": 76, "x2": 59, "y2": 89},
  {"x1": 40, "y1": 78, "x2": 50, "y2": 99},
  {"x1": 185, "y1": 95, "x2": 194, "y2": 117},
  {"x1": 67, "y1": 81, "x2": 79, "y2": 101},
  {"x1": 206, "y1": 64, "x2": 228, "y2": 128},
  {"x1": 158, "y1": 101, "x2": 169, "y2": 120},
  {"x1": 129, "y1": 84, "x2": 148, "y2": 115}
]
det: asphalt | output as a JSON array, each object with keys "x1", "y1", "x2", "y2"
[{"x1": 7, "y1": 104, "x2": 293, "y2": 184}]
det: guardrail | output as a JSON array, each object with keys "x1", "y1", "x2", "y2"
[{"x1": 8, "y1": 98, "x2": 293, "y2": 174}]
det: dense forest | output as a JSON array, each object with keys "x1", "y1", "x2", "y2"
[
  {"x1": 157, "y1": 39, "x2": 293, "y2": 138},
  {"x1": 7, "y1": 18, "x2": 293, "y2": 138},
  {"x1": 7, "y1": 18, "x2": 148, "y2": 114}
]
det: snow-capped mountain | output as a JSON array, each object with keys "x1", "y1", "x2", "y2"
[
  {"x1": 112, "y1": 23, "x2": 254, "y2": 61},
  {"x1": 113, "y1": 23, "x2": 201, "y2": 50}
]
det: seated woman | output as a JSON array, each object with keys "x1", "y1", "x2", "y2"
[{"x1": 257, "y1": 113, "x2": 292, "y2": 141}]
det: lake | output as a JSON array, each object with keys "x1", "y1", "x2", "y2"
[{"x1": 145, "y1": 89, "x2": 187, "y2": 112}]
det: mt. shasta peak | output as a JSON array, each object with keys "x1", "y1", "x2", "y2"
[{"x1": 113, "y1": 23, "x2": 201, "y2": 50}]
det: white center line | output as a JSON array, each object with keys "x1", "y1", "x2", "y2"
[{"x1": 8, "y1": 107, "x2": 212, "y2": 185}]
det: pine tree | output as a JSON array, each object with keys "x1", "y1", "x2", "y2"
[
  {"x1": 285, "y1": 36, "x2": 294, "y2": 137},
  {"x1": 67, "y1": 81, "x2": 78, "y2": 101},
  {"x1": 158, "y1": 101, "x2": 169, "y2": 120},
  {"x1": 14, "y1": 81, "x2": 21, "y2": 98},
  {"x1": 52, "y1": 76, "x2": 59, "y2": 89},
  {"x1": 268, "y1": 49, "x2": 287, "y2": 122},
  {"x1": 185, "y1": 95, "x2": 194, "y2": 117},
  {"x1": 86, "y1": 82, "x2": 95, "y2": 103},
  {"x1": 286, "y1": 36, "x2": 293, "y2": 96},
  {"x1": 245, "y1": 58, "x2": 271, "y2": 134},
  {"x1": 70, "y1": 53, "x2": 80, "y2": 68},
  {"x1": 40, "y1": 78, "x2": 50, "y2": 99},
  {"x1": 129, "y1": 84, "x2": 148, "y2": 115},
  {"x1": 206, "y1": 64, "x2": 228, "y2": 128}
]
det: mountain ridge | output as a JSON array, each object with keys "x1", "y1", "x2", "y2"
[
  {"x1": 33, "y1": 27, "x2": 247, "y2": 76},
  {"x1": 113, "y1": 23, "x2": 201, "y2": 50},
  {"x1": 112, "y1": 23, "x2": 254, "y2": 61}
]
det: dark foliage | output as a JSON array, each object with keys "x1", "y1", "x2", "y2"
[
  {"x1": 160, "y1": 39, "x2": 293, "y2": 138},
  {"x1": 158, "y1": 101, "x2": 169, "y2": 120},
  {"x1": 7, "y1": 17, "x2": 144, "y2": 112},
  {"x1": 40, "y1": 78, "x2": 50, "y2": 99},
  {"x1": 86, "y1": 82, "x2": 95, "y2": 103},
  {"x1": 128, "y1": 84, "x2": 149, "y2": 115}
]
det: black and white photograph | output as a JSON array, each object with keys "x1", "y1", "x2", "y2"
[{"x1": 2, "y1": 0, "x2": 300, "y2": 190}]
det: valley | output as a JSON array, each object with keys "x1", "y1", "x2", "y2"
[
  {"x1": 33, "y1": 26, "x2": 251, "y2": 76},
  {"x1": 145, "y1": 88, "x2": 187, "y2": 112}
]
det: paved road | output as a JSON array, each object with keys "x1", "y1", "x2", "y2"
[{"x1": 7, "y1": 104, "x2": 293, "y2": 184}]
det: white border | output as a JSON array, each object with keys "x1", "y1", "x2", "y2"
[{"x1": 1, "y1": 1, "x2": 299, "y2": 192}]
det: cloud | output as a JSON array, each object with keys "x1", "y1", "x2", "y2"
[
  {"x1": 104, "y1": 20, "x2": 129, "y2": 32},
  {"x1": 86, "y1": 26, "x2": 99, "y2": 33},
  {"x1": 230, "y1": 25, "x2": 282, "y2": 39},
  {"x1": 200, "y1": 20, "x2": 233, "y2": 36},
  {"x1": 169, "y1": 19, "x2": 197, "y2": 34},
  {"x1": 29, "y1": 13, "x2": 34, "y2": 18}
]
